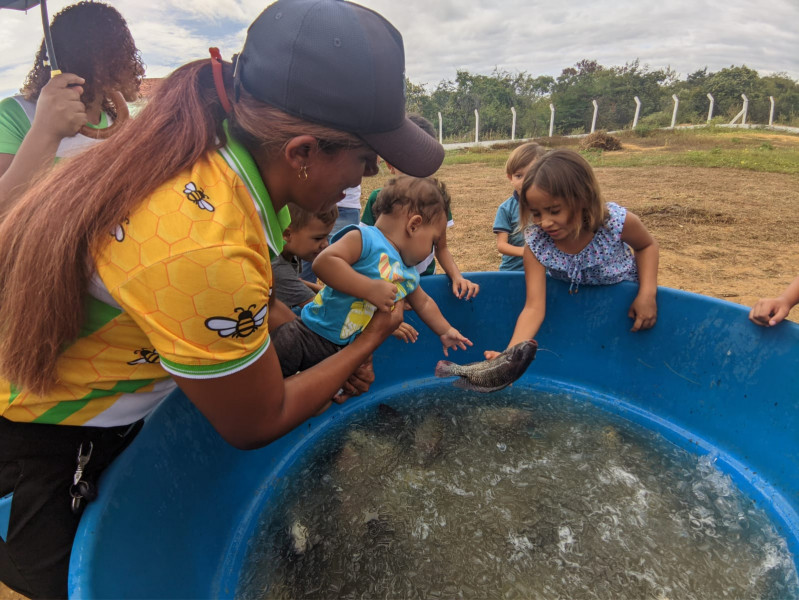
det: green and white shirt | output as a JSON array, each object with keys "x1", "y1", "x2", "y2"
[{"x1": 0, "y1": 95, "x2": 110, "y2": 159}]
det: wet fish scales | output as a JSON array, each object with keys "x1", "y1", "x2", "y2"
[{"x1": 434, "y1": 339, "x2": 538, "y2": 393}]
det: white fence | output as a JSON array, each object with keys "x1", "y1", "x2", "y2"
[{"x1": 438, "y1": 94, "x2": 795, "y2": 147}]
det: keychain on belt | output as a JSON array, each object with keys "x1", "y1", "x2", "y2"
[{"x1": 70, "y1": 441, "x2": 97, "y2": 513}]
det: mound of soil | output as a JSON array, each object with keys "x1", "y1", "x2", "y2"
[{"x1": 579, "y1": 131, "x2": 623, "y2": 151}]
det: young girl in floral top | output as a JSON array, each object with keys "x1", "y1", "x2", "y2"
[{"x1": 485, "y1": 149, "x2": 659, "y2": 359}]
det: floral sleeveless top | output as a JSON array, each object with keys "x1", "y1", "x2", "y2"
[{"x1": 524, "y1": 202, "x2": 637, "y2": 293}]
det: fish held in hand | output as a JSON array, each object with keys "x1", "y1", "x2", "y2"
[{"x1": 434, "y1": 339, "x2": 538, "y2": 392}]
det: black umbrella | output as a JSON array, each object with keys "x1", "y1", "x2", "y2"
[{"x1": 1, "y1": 1, "x2": 61, "y2": 74}]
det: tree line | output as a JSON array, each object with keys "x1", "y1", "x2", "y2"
[{"x1": 405, "y1": 60, "x2": 799, "y2": 141}]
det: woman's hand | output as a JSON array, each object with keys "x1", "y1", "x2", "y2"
[
  {"x1": 451, "y1": 275, "x2": 480, "y2": 300},
  {"x1": 361, "y1": 299, "x2": 405, "y2": 343},
  {"x1": 440, "y1": 327, "x2": 472, "y2": 356},
  {"x1": 483, "y1": 350, "x2": 502, "y2": 360},
  {"x1": 333, "y1": 355, "x2": 376, "y2": 403},
  {"x1": 331, "y1": 300, "x2": 407, "y2": 404},
  {"x1": 31, "y1": 73, "x2": 87, "y2": 141},
  {"x1": 628, "y1": 293, "x2": 657, "y2": 331}
]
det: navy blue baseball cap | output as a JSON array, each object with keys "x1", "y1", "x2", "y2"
[{"x1": 234, "y1": 0, "x2": 444, "y2": 177}]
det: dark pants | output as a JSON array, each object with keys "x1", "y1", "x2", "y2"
[
  {"x1": 0, "y1": 417, "x2": 142, "y2": 599},
  {"x1": 271, "y1": 318, "x2": 345, "y2": 377}
]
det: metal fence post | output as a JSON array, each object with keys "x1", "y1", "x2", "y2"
[
  {"x1": 591, "y1": 100, "x2": 598, "y2": 133},
  {"x1": 707, "y1": 93, "x2": 714, "y2": 123},
  {"x1": 549, "y1": 104, "x2": 555, "y2": 137},
  {"x1": 438, "y1": 112, "x2": 443, "y2": 144},
  {"x1": 633, "y1": 96, "x2": 641, "y2": 129},
  {"x1": 474, "y1": 109, "x2": 479, "y2": 144}
]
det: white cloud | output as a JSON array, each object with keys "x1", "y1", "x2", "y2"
[
  {"x1": 0, "y1": 0, "x2": 796, "y2": 98},
  {"x1": 357, "y1": 0, "x2": 799, "y2": 86}
]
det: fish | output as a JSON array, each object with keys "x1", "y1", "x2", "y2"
[
  {"x1": 412, "y1": 413, "x2": 446, "y2": 464},
  {"x1": 434, "y1": 339, "x2": 538, "y2": 392}
]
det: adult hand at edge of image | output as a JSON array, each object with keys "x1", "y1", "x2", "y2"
[
  {"x1": 749, "y1": 297, "x2": 790, "y2": 327},
  {"x1": 32, "y1": 73, "x2": 88, "y2": 141}
]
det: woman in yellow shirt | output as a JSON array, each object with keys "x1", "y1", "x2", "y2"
[{"x1": 0, "y1": 1, "x2": 443, "y2": 597}]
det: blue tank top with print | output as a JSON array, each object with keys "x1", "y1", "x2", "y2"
[{"x1": 301, "y1": 225, "x2": 420, "y2": 345}]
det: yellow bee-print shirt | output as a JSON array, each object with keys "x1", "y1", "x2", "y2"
[{"x1": 0, "y1": 136, "x2": 289, "y2": 426}]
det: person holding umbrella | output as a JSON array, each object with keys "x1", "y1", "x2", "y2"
[
  {"x1": 0, "y1": 1, "x2": 143, "y2": 219},
  {"x1": 0, "y1": 0, "x2": 443, "y2": 597}
]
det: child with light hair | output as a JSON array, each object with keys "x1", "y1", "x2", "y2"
[{"x1": 493, "y1": 142, "x2": 548, "y2": 271}]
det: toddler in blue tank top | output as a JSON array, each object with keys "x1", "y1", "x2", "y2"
[{"x1": 273, "y1": 176, "x2": 472, "y2": 381}]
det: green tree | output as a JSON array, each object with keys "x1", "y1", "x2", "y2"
[{"x1": 404, "y1": 62, "x2": 799, "y2": 138}]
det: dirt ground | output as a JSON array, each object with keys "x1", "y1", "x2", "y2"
[
  {"x1": 2, "y1": 141, "x2": 797, "y2": 600},
  {"x1": 364, "y1": 156, "x2": 799, "y2": 321}
]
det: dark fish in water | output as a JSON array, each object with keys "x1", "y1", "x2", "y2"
[
  {"x1": 375, "y1": 403, "x2": 405, "y2": 434},
  {"x1": 413, "y1": 413, "x2": 446, "y2": 464},
  {"x1": 434, "y1": 339, "x2": 538, "y2": 392}
]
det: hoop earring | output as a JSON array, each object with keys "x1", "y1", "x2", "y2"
[{"x1": 299, "y1": 165, "x2": 309, "y2": 180}]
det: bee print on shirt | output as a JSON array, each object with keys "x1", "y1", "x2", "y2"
[
  {"x1": 127, "y1": 348, "x2": 160, "y2": 365},
  {"x1": 205, "y1": 304, "x2": 268, "y2": 338},
  {"x1": 183, "y1": 182, "x2": 215, "y2": 212},
  {"x1": 110, "y1": 217, "x2": 130, "y2": 242}
]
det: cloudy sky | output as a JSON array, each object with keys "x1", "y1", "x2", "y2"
[{"x1": 1, "y1": 0, "x2": 797, "y2": 99}]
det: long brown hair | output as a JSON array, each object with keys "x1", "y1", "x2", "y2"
[{"x1": 0, "y1": 58, "x2": 360, "y2": 394}]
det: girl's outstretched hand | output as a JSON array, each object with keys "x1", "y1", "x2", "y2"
[
  {"x1": 440, "y1": 328, "x2": 472, "y2": 356},
  {"x1": 749, "y1": 297, "x2": 791, "y2": 327},
  {"x1": 392, "y1": 322, "x2": 419, "y2": 343},
  {"x1": 628, "y1": 294, "x2": 657, "y2": 331},
  {"x1": 451, "y1": 276, "x2": 480, "y2": 300}
]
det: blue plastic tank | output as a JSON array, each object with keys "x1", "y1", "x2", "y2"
[{"x1": 69, "y1": 273, "x2": 799, "y2": 598}]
